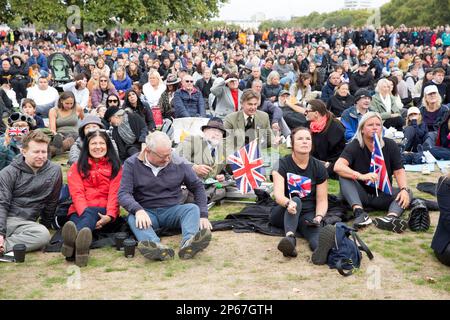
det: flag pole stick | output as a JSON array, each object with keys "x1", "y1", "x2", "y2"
[{"x1": 375, "y1": 180, "x2": 379, "y2": 197}]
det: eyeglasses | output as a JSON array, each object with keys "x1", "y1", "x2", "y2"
[
  {"x1": 147, "y1": 148, "x2": 171, "y2": 160},
  {"x1": 184, "y1": 80, "x2": 194, "y2": 83},
  {"x1": 100, "y1": 80, "x2": 108, "y2": 82}
]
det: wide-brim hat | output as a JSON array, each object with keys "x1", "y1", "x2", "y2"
[
  {"x1": 201, "y1": 118, "x2": 227, "y2": 137},
  {"x1": 166, "y1": 74, "x2": 181, "y2": 85}
]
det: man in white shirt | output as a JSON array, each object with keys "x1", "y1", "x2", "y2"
[{"x1": 26, "y1": 76, "x2": 59, "y2": 117}]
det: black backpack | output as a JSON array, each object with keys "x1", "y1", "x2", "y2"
[{"x1": 327, "y1": 223, "x2": 374, "y2": 276}]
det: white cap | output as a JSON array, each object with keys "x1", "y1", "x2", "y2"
[
  {"x1": 407, "y1": 106, "x2": 420, "y2": 117},
  {"x1": 424, "y1": 85, "x2": 439, "y2": 96}
]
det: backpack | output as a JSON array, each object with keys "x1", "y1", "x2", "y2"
[{"x1": 327, "y1": 222, "x2": 374, "y2": 276}]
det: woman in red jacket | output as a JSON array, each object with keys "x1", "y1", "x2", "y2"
[{"x1": 61, "y1": 129, "x2": 122, "y2": 267}]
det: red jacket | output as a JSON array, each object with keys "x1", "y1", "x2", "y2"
[{"x1": 67, "y1": 157, "x2": 122, "y2": 220}]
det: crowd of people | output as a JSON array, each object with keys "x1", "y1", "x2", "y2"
[{"x1": 0, "y1": 23, "x2": 449, "y2": 268}]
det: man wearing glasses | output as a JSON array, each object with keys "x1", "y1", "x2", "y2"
[
  {"x1": 119, "y1": 131, "x2": 212, "y2": 261},
  {"x1": 173, "y1": 75, "x2": 206, "y2": 118}
]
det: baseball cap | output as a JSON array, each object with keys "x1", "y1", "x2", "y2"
[
  {"x1": 278, "y1": 90, "x2": 290, "y2": 97},
  {"x1": 424, "y1": 85, "x2": 439, "y2": 96},
  {"x1": 407, "y1": 106, "x2": 420, "y2": 117}
]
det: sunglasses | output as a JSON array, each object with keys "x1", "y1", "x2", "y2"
[
  {"x1": 108, "y1": 99, "x2": 119, "y2": 103},
  {"x1": 184, "y1": 80, "x2": 194, "y2": 83},
  {"x1": 100, "y1": 79, "x2": 108, "y2": 82}
]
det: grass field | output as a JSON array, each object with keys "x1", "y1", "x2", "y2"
[{"x1": 0, "y1": 153, "x2": 449, "y2": 300}]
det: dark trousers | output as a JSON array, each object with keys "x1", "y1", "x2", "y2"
[
  {"x1": 435, "y1": 244, "x2": 450, "y2": 267},
  {"x1": 430, "y1": 146, "x2": 450, "y2": 160},
  {"x1": 269, "y1": 197, "x2": 319, "y2": 251},
  {"x1": 70, "y1": 207, "x2": 105, "y2": 231},
  {"x1": 403, "y1": 125, "x2": 424, "y2": 152}
]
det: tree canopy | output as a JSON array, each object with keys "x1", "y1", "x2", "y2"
[{"x1": 0, "y1": 0, "x2": 227, "y2": 29}]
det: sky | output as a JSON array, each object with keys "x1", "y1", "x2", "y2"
[{"x1": 217, "y1": 0, "x2": 391, "y2": 21}]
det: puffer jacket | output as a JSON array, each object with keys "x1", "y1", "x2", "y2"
[
  {"x1": 0, "y1": 156, "x2": 62, "y2": 236},
  {"x1": 173, "y1": 87, "x2": 205, "y2": 118},
  {"x1": 67, "y1": 157, "x2": 122, "y2": 220}
]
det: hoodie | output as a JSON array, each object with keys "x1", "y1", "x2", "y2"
[{"x1": 0, "y1": 156, "x2": 62, "y2": 236}]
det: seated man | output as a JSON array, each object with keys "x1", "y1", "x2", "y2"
[
  {"x1": 224, "y1": 89, "x2": 279, "y2": 153},
  {"x1": 0, "y1": 130, "x2": 62, "y2": 254},
  {"x1": 340, "y1": 89, "x2": 372, "y2": 141},
  {"x1": 176, "y1": 118, "x2": 228, "y2": 203},
  {"x1": 118, "y1": 131, "x2": 212, "y2": 261},
  {"x1": 173, "y1": 75, "x2": 206, "y2": 118},
  {"x1": 334, "y1": 112, "x2": 412, "y2": 233}
]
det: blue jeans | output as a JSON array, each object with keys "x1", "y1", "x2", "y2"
[
  {"x1": 430, "y1": 146, "x2": 450, "y2": 160},
  {"x1": 127, "y1": 204, "x2": 200, "y2": 245},
  {"x1": 70, "y1": 207, "x2": 105, "y2": 231}
]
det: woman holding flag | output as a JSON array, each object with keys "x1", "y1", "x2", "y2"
[
  {"x1": 270, "y1": 127, "x2": 329, "y2": 258},
  {"x1": 334, "y1": 112, "x2": 412, "y2": 233}
]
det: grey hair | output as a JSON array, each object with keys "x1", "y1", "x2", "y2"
[
  {"x1": 266, "y1": 71, "x2": 280, "y2": 85},
  {"x1": 354, "y1": 112, "x2": 385, "y2": 148},
  {"x1": 146, "y1": 131, "x2": 172, "y2": 150},
  {"x1": 375, "y1": 78, "x2": 391, "y2": 93}
]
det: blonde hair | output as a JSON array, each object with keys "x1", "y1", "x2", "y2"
[
  {"x1": 355, "y1": 112, "x2": 385, "y2": 148},
  {"x1": 148, "y1": 69, "x2": 162, "y2": 85}
]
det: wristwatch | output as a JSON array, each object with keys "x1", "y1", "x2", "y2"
[{"x1": 400, "y1": 187, "x2": 410, "y2": 193}]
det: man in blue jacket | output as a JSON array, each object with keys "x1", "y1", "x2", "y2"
[
  {"x1": 173, "y1": 74, "x2": 206, "y2": 118},
  {"x1": 118, "y1": 131, "x2": 212, "y2": 261},
  {"x1": 341, "y1": 89, "x2": 372, "y2": 141},
  {"x1": 27, "y1": 47, "x2": 48, "y2": 73}
]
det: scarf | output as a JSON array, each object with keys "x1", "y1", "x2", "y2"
[
  {"x1": 310, "y1": 115, "x2": 328, "y2": 133},
  {"x1": 118, "y1": 112, "x2": 136, "y2": 145}
]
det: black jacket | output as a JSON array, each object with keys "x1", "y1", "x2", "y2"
[
  {"x1": 432, "y1": 176, "x2": 450, "y2": 254},
  {"x1": 327, "y1": 94, "x2": 355, "y2": 117},
  {"x1": 350, "y1": 71, "x2": 375, "y2": 95},
  {"x1": 112, "y1": 111, "x2": 148, "y2": 162}
]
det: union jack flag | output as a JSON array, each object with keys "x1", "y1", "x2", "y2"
[
  {"x1": 287, "y1": 173, "x2": 311, "y2": 198},
  {"x1": 227, "y1": 139, "x2": 266, "y2": 194},
  {"x1": 8, "y1": 127, "x2": 28, "y2": 136},
  {"x1": 366, "y1": 133, "x2": 392, "y2": 195}
]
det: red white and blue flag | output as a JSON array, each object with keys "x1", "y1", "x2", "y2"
[
  {"x1": 287, "y1": 173, "x2": 312, "y2": 198},
  {"x1": 227, "y1": 139, "x2": 266, "y2": 194},
  {"x1": 8, "y1": 127, "x2": 28, "y2": 136},
  {"x1": 366, "y1": 133, "x2": 392, "y2": 195}
]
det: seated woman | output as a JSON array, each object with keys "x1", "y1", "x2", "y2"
[
  {"x1": 419, "y1": 85, "x2": 449, "y2": 149},
  {"x1": 370, "y1": 78, "x2": 404, "y2": 131},
  {"x1": 157, "y1": 74, "x2": 181, "y2": 120},
  {"x1": 327, "y1": 82, "x2": 355, "y2": 117},
  {"x1": 0, "y1": 112, "x2": 35, "y2": 170},
  {"x1": 403, "y1": 106, "x2": 428, "y2": 152},
  {"x1": 334, "y1": 112, "x2": 413, "y2": 232},
  {"x1": 262, "y1": 71, "x2": 282, "y2": 103},
  {"x1": 62, "y1": 130, "x2": 122, "y2": 267},
  {"x1": 432, "y1": 175, "x2": 450, "y2": 266},
  {"x1": 270, "y1": 127, "x2": 328, "y2": 257},
  {"x1": 91, "y1": 75, "x2": 118, "y2": 109},
  {"x1": 430, "y1": 110, "x2": 450, "y2": 160},
  {"x1": 289, "y1": 73, "x2": 313, "y2": 108},
  {"x1": 21, "y1": 98, "x2": 45, "y2": 129},
  {"x1": 111, "y1": 67, "x2": 132, "y2": 100},
  {"x1": 123, "y1": 89, "x2": 156, "y2": 132},
  {"x1": 103, "y1": 106, "x2": 148, "y2": 163},
  {"x1": 48, "y1": 91, "x2": 85, "y2": 154},
  {"x1": 305, "y1": 99, "x2": 346, "y2": 178}
]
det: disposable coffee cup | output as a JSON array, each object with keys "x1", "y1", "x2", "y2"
[
  {"x1": 123, "y1": 239, "x2": 136, "y2": 258},
  {"x1": 115, "y1": 232, "x2": 128, "y2": 251},
  {"x1": 13, "y1": 244, "x2": 26, "y2": 263}
]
